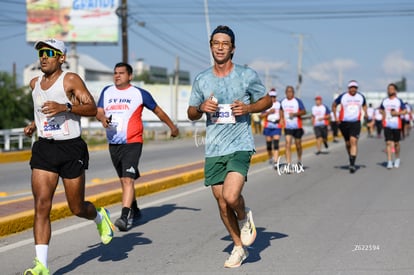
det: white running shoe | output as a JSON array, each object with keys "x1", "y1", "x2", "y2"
[
  {"x1": 394, "y1": 158, "x2": 400, "y2": 168},
  {"x1": 239, "y1": 208, "x2": 257, "y2": 247},
  {"x1": 224, "y1": 246, "x2": 248, "y2": 268},
  {"x1": 386, "y1": 161, "x2": 393, "y2": 169}
]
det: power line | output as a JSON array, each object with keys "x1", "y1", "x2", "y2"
[
  {"x1": 128, "y1": 15, "x2": 208, "y2": 63},
  {"x1": 128, "y1": 27, "x2": 206, "y2": 69},
  {"x1": 128, "y1": 18, "x2": 208, "y2": 66}
]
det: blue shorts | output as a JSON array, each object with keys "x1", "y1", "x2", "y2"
[{"x1": 263, "y1": 127, "x2": 282, "y2": 137}]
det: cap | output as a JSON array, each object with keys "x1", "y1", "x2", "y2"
[
  {"x1": 348, "y1": 80, "x2": 359, "y2": 88},
  {"x1": 268, "y1": 88, "x2": 277, "y2": 97},
  {"x1": 315, "y1": 95, "x2": 322, "y2": 100},
  {"x1": 34, "y1": 38, "x2": 67, "y2": 55}
]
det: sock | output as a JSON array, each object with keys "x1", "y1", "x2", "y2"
[
  {"x1": 35, "y1": 244, "x2": 48, "y2": 268},
  {"x1": 121, "y1": 207, "x2": 131, "y2": 218},
  {"x1": 349, "y1": 155, "x2": 356, "y2": 166},
  {"x1": 131, "y1": 199, "x2": 138, "y2": 210},
  {"x1": 94, "y1": 209, "x2": 103, "y2": 224}
]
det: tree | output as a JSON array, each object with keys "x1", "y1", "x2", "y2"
[
  {"x1": 0, "y1": 72, "x2": 33, "y2": 129},
  {"x1": 133, "y1": 71, "x2": 154, "y2": 84},
  {"x1": 395, "y1": 77, "x2": 406, "y2": 92}
]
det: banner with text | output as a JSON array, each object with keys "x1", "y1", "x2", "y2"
[{"x1": 26, "y1": 0, "x2": 119, "y2": 43}]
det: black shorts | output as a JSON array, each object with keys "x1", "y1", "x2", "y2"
[
  {"x1": 109, "y1": 142, "x2": 143, "y2": 179},
  {"x1": 313, "y1": 126, "x2": 328, "y2": 139},
  {"x1": 339, "y1": 121, "x2": 361, "y2": 141},
  {"x1": 30, "y1": 137, "x2": 89, "y2": 179},
  {"x1": 384, "y1": 127, "x2": 401, "y2": 142},
  {"x1": 284, "y1": 128, "x2": 304, "y2": 139},
  {"x1": 375, "y1": 120, "x2": 383, "y2": 127},
  {"x1": 402, "y1": 119, "x2": 409, "y2": 127}
]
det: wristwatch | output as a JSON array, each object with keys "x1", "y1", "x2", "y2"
[
  {"x1": 196, "y1": 104, "x2": 203, "y2": 113},
  {"x1": 65, "y1": 102, "x2": 72, "y2": 112}
]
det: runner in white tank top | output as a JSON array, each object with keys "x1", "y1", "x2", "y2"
[{"x1": 23, "y1": 38, "x2": 114, "y2": 275}]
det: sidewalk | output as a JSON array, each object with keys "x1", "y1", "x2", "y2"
[{"x1": 0, "y1": 135, "x2": 318, "y2": 237}]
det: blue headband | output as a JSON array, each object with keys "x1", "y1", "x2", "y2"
[{"x1": 211, "y1": 26, "x2": 235, "y2": 45}]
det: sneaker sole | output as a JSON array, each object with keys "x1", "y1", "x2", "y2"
[
  {"x1": 115, "y1": 219, "x2": 128, "y2": 231},
  {"x1": 224, "y1": 249, "x2": 249, "y2": 268},
  {"x1": 115, "y1": 218, "x2": 133, "y2": 231}
]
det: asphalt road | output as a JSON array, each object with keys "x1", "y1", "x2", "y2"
[
  {"x1": 1, "y1": 133, "x2": 413, "y2": 274},
  {"x1": 0, "y1": 133, "x2": 273, "y2": 202},
  {"x1": 0, "y1": 135, "x2": 207, "y2": 201}
]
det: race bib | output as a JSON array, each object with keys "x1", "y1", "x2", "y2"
[
  {"x1": 386, "y1": 112, "x2": 398, "y2": 123},
  {"x1": 42, "y1": 115, "x2": 69, "y2": 138},
  {"x1": 347, "y1": 104, "x2": 359, "y2": 115},
  {"x1": 107, "y1": 115, "x2": 123, "y2": 131},
  {"x1": 211, "y1": 104, "x2": 236, "y2": 124},
  {"x1": 268, "y1": 113, "x2": 278, "y2": 123}
]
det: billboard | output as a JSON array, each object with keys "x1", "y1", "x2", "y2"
[{"x1": 26, "y1": 0, "x2": 119, "y2": 43}]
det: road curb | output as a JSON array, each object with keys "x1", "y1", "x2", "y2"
[
  {"x1": 0, "y1": 136, "x2": 321, "y2": 237},
  {"x1": 0, "y1": 144, "x2": 109, "y2": 164},
  {"x1": 0, "y1": 151, "x2": 32, "y2": 163}
]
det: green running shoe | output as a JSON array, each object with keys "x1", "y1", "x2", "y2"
[
  {"x1": 97, "y1": 207, "x2": 114, "y2": 244},
  {"x1": 24, "y1": 257, "x2": 49, "y2": 275}
]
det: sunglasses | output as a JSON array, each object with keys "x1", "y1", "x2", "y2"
[{"x1": 38, "y1": 48, "x2": 62, "y2": 58}]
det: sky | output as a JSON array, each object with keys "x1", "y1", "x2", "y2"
[{"x1": 1, "y1": 0, "x2": 414, "y2": 106}]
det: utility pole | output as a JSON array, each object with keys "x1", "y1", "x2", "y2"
[
  {"x1": 338, "y1": 65, "x2": 343, "y2": 92},
  {"x1": 204, "y1": 0, "x2": 213, "y2": 66},
  {"x1": 294, "y1": 33, "x2": 306, "y2": 98},
  {"x1": 117, "y1": 0, "x2": 128, "y2": 64},
  {"x1": 12, "y1": 62, "x2": 16, "y2": 89},
  {"x1": 69, "y1": 42, "x2": 79, "y2": 74},
  {"x1": 265, "y1": 67, "x2": 270, "y2": 90},
  {"x1": 174, "y1": 56, "x2": 180, "y2": 122}
]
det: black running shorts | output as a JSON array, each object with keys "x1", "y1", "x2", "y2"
[
  {"x1": 109, "y1": 142, "x2": 143, "y2": 179},
  {"x1": 384, "y1": 127, "x2": 401, "y2": 142},
  {"x1": 313, "y1": 125, "x2": 328, "y2": 139},
  {"x1": 284, "y1": 128, "x2": 304, "y2": 139},
  {"x1": 339, "y1": 121, "x2": 361, "y2": 141},
  {"x1": 30, "y1": 137, "x2": 89, "y2": 179}
]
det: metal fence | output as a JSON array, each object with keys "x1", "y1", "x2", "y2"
[
  {"x1": 0, "y1": 128, "x2": 36, "y2": 152},
  {"x1": 0, "y1": 122, "x2": 204, "y2": 152}
]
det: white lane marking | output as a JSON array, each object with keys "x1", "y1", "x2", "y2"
[{"x1": 0, "y1": 165, "x2": 270, "y2": 253}]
